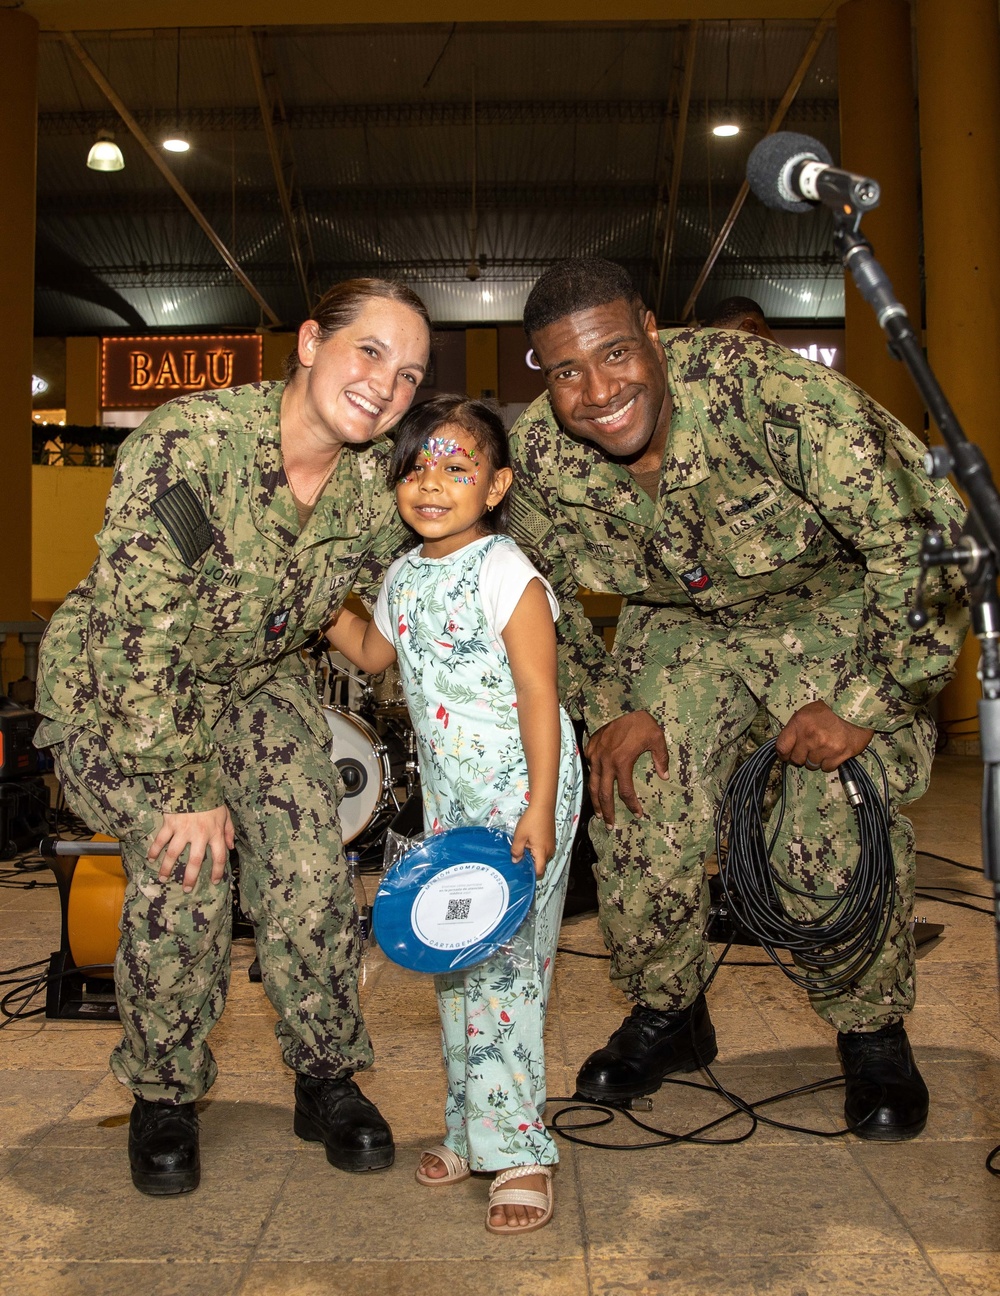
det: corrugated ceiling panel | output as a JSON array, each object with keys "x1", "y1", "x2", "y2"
[{"x1": 35, "y1": 20, "x2": 853, "y2": 331}]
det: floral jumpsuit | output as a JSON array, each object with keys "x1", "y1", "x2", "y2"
[{"x1": 377, "y1": 534, "x2": 583, "y2": 1169}]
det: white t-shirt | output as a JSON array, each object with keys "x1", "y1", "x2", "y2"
[{"x1": 373, "y1": 538, "x2": 559, "y2": 644}]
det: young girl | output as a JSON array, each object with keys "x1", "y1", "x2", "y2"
[{"x1": 326, "y1": 394, "x2": 582, "y2": 1235}]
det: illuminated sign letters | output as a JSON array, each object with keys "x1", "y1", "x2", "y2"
[
  {"x1": 102, "y1": 335, "x2": 262, "y2": 409},
  {"x1": 790, "y1": 343, "x2": 839, "y2": 368}
]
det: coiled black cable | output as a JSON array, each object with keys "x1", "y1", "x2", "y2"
[{"x1": 715, "y1": 738, "x2": 896, "y2": 994}]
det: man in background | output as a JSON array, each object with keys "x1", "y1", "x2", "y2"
[{"x1": 705, "y1": 294, "x2": 777, "y2": 342}]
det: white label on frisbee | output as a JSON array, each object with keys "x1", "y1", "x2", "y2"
[{"x1": 410, "y1": 862, "x2": 510, "y2": 952}]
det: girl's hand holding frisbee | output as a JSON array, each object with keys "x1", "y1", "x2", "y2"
[{"x1": 510, "y1": 802, "x2": 556, "y2": 878}]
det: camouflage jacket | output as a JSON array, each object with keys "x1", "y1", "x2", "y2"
[
  {"x1": 508, "y1": 328, "x2": 968, "y2": 735},
  {"x1": 36, "y1": 382, "x2": 405, "y2": 814}
]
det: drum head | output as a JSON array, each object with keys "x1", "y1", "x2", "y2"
[
  {"x1": 323, "y1": 707, "x2": 387, "y2": 843},
  {"x1": 66, "y1": 836, "x2": 126, "y2": 976},
  {"x1": 373, "y1": 826, "x2": 536, "y2": 975}
]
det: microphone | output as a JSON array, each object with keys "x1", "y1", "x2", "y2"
[{"x1": 746, "y1": 131, "x2": 880, "y2": 214}]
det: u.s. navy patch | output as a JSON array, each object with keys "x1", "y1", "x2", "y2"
[{"x1": 764, "y1": 421, "x2": 808, "y2": 495}]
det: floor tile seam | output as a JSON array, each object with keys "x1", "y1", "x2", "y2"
[
  {"x1": 556, "y1": 1116, "x2": 592, "y2": 1273},
  {"x1": 924, "y1": 1251, "x2": 1000, "y2": 1296},
  {"x1": 842, "y1": 1129, "x2": 945, "y2": 1274},
  {"x1": 923, "y1": 1245, "x2": 1000, "y2": 1256},
  {"x1": 0, "y1": 1142, "x2": 35, "y2": 1187},
  {"x1": 583, "y1": 1242, "x2": 930, "y2": 1260},
  {"x1": 0, "y1": 1023, "x2": 51, "y2": 1041},
  {"x1": 933, "y1": 1001, "x2": 1000, "y2": 1046},
  {"x1": 242, "y1": 1250, "x2": 590, "y2": 1267},
  {"x1": 0, "y1": 1026, "x2": 119, "y2": 1036},
  {"x1": 235, "y1": 1118, "x2": 307, "y2": 1287},
  {"x1": 0, "y1": 1257, "x2": 255, "y2": 1268},
  {"x1": 0, "y1": 1064, "x2": 122, "y2": 1073}
]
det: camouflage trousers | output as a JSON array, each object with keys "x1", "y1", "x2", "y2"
[
  {"x1": 589, "y1": 601, "x2": 936, "y2": 1033},
  {"x1": 51, "y1": 690, "x2": 371, "y2": 1102}
]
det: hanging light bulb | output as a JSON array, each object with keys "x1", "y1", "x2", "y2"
[
  {"x1": 712, "y1": 21, "x2": 740, "y2": 138},
  {"x1": 86, "y1": 130, "x2": 124, "y2": 172},
  {"x1": 162, "y1": 27, "x2": 191, "y2": 154}
]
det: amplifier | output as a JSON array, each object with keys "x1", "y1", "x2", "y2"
[
  {"x1": 0, "y1": 776, "x2": 50, "y2": 860},
  {"x1": 0, "y1": 697, "x2": 43, "y2": 780}
]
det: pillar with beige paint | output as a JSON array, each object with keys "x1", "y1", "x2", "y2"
[
  {"x1": 916, "y1": 0, "x2": 1000, "y2": 731},
  {"x1": 262, "y1": 331, "x2": 298, "y2": 381},
  {"x1": 65, "y1": 337, "x2": 102, "y2": 426},
  {"x1": 837, "y1": 0, "x2": 924, "y2": 438},
  {"x1": 0, "y1": 10, "x2": 38, "y2": 641}
]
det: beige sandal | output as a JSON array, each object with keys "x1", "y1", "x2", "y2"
[
  {"x1": 415, "y1": 1143, "x2": 470, "y2": 1186},
  {"x1": 486, "y1": 1164, "x2": 553, "y2": 1234}
]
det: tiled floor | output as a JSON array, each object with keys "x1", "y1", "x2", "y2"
[{"x1": 1, "y1": 754, "x2": 998, "y2": 1295}]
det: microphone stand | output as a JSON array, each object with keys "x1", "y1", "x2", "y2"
[{"x1": 828, "y1": 202, "x2": 1000, "y2": 991}]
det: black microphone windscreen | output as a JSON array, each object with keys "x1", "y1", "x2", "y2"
[{"x1": 746, "y1": 131, "x2": 834, "y2": 213}]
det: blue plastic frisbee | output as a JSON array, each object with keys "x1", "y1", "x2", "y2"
[{"x1": 373, "y1": 825, "x2": 536, "y2": 974}]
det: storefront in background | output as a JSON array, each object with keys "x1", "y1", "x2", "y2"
[{"x1": 101, "y1": 334, "x2": 264, "y2": 426}]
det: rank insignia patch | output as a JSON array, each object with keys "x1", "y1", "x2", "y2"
[
  {"x1": 264, "y1": 608, "x2": 291, "y2": 642},
  {"x1": 680, "y1": 565, "x2": 713, "y2": 592},
  {"x1": 764, "y1": 420, "x2": 808, "y2": 494}
]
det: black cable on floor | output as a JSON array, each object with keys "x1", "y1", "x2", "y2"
[
  {"x1": 914, "y1": 891, "x2": 993, "y2": 916},
  {"x1": 917, "y1": 849, "x2": 983, "y2": 875},
  {"x1": 547, "y1": 932, "x2": 857, "y2": 1152},
  {"x1": 0, "y1": 962, "x2": 113, "y2": 1029}
]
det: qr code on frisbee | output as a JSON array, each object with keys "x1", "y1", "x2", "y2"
[{"x1": 445, "y1": 898, "x2": 472, "y2": 922}]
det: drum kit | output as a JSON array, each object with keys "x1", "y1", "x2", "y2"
[{"x1": 315, "y1": 647, "x2": 422, "y2": 867}]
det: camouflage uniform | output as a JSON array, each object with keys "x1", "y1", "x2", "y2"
[
  {"x1": 35, "y1": 382, "x2": 405, "y2": 1101},
  {"x1": 508, "y1": 329, "x2": 968, "y2": 1032}
]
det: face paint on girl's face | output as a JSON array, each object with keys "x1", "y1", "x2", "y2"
[
  {"x1": 399, "y1": 437, "x2": 481, "y2": 485},
  {"x1": 395, "y1": 423, "x2": 512, "y2": 558}
]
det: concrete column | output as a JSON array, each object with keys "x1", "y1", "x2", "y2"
[
  {"x1": 65, "y1": 337, "x2": 102, "y2": 426},
  {"x1": 0, "y1": 10, "x2": 38, "y2": 647},
  {"x1": 837, "y1": 0, "x2": 924, "y2": 438},
  {"x1": 916, "y1": 0, "x2": 1000, "y2": 732}
]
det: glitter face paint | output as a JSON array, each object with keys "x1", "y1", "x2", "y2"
[{"x1": 399, "y1": 437, "x2": 480, "y2": 485}]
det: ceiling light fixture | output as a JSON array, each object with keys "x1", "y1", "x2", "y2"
[
  {"x1": 86, "y1": 129, "x2": 124, "y2": 171},
  {"x1": 713, "y1": 21, "x2": 740, "y2": 138},
  {"x1": 162, "y1": 27, "x2": 190, "y2": 154}
]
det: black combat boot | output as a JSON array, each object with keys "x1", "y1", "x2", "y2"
[
  {"x1": 838, "y1": 1019, "x2": 929, "y2": 1141},
  {"x1": 128, "y1": 1095, "x2": 201, "y2": 1196},
  {"x1": 575, "y1": 992, "x2": 718, "y2": 1102},
  {"x1": 293, "y1": 1073, "x2": 395, "y2": 1172}
]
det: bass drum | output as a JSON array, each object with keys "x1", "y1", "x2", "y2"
[{"x1": 323, "y1": 706, "x2": 393, "y2": 844}]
